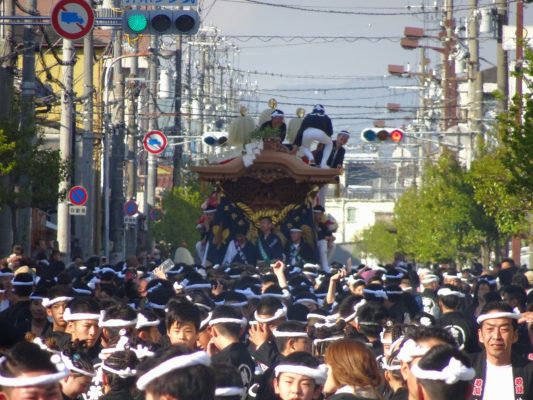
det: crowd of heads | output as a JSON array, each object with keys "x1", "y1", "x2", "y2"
[{"x1": 0, "y1": 243, "x2": 532, "y2": 400}]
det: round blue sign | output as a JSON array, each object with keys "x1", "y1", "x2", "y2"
[{"x1": 124, "y1": 200, "x2": 138, "y2": 216}]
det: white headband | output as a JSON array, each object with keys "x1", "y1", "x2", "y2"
[
  {"x1": 101, "y1": 363, "x2": 137, "y2": 378},
  {"x1": 272, "y1": 330, "x2": 308, "y2": 338},
  {"x1": 254, "y1": 305, "x2": 287, "y2": 323},
  {"x1": 136, "y1": 351, "x2": 211, "y2": 391},
  {"x1": 63, "y1": 308, "x2": 103, "y2": 322},
  {"x1": 274, "y1": 364, "x2": 327, "y2": 385},
  {"x1": 437, "y1": 288, "x2": 465, "y2": 298},
  {"x1": 363, "y1": 288, "x2": 388, "y2": 299},
  {"x1": 136, "y1": 313, "x2": 159, "y2": 329},
  {"x1": 145, "y1": 301, "x2": 166, "y2": 310},
  {"x1": 411, "y1": 357, "x2": 475, "y2": 384},
  {"x1": 98, "y1": 312, "x2": 137, "y2": 328},
  {"x1": 72, "y1": 287, "x2": 92, "y2": 295},
  {"x1": 421, "y1": 275, "x2": 439, "y2": 284},
  {"x1": 397, "y1": 339, "x2": 430, "y2": 362},
  {"x1": 41, "y1": 296, "x2": 73, "y2": 308},
  {"x1": 0, "y1": 355, "x2": 69, "y2": 387},
  {"x1": 208, "y1": 317, "x2": 247, "y2": 328},
  {"x1": 11, "y1": 279, "x2": 34, "y2": 286},
  {"x1": 476, "y1": 311, "x2": 521, "y2": 324},
  {"x1": 344, "y1": 299, "x2": 367, "y2": 323},
  {"x1": 62, "y1": 355, "x2": 96, "y2": 377},
  {"x1": 215, "y1": 387, "x2": 245, "y2": 397},
  {"x1": 307, "y1": 313, "x2": 327, "y2": 321}
]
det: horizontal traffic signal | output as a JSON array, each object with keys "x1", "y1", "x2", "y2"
[
  {"x1": 360, "y1": 128, "x2": 404, "y2": 143},
  {"x1": 123, "y1": 10, "x2": 200, "y2": 35},
  {"x1": 202, "y1": 131, "x2": 228, "y2": 146}
]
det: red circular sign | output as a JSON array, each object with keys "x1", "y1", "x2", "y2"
[
  {"x1": 51, "y1": 0, "x2": 95, "y2": 40},
  {"x1": 124, "y1": 200, "x2": 139, "y2": 216},
  {"x1": 69, "y1": 185, "x2": 88, "y2": 206},
  {"x1": 143, "y1": 130, "x2": 168, "y2": 155}
]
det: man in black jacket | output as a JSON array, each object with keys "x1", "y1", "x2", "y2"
[
  {"x1": 468, "y1": 301, "x2": 533, "y2": 400},
  {"x1": 293, "y1": 104, "x2": 333, "y2": 168},
  {"x1": 260, "y1": 109, "x2": 287, "y2": 143}
]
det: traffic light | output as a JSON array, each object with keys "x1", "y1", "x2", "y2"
[
  {"x1": 202, "y1": 131, "x2": 228, "y2": 146},
  {"x1": 123, "y1": 10, "x2": 200, "y2": 35},
  {"x1": 360, "y1": 128, "x2": 404, "y2": 143}
]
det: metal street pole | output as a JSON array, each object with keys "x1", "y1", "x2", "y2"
[
  {"x1": 496, "y1": 0, "x2": 509, "y2": 112},
  {"x1": 467, "y1": 0, "x2": 481, "y2": 169},
  {"x1": 57, "y1": 38, "x2": 75, "y2": 261}
]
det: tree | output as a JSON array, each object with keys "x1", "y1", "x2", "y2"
[
  {"x1": 356, "y1": 220, "x2": 398, "y2": 263},
  {"x1": 395, "y1": 149, "x2": 494, "y2": 264},
  {"x1": 0, "y1": 118, "x2": 70, "y2": 241},
  {"x1": 151, "y1": 185, "x2": 205, "y2": 254}
]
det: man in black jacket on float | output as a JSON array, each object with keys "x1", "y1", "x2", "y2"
[
  {"x1": 293, "y1": 104, "x2": 333, "y2": 168},
  {"x1": 468, "y1": 301, "x2": 533, "y2": 400}
]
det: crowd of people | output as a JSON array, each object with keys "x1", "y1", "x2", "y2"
[{"x1": 0, "y1": 239, "x2": 533, "y2": 400}]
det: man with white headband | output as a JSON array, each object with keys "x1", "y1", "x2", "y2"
[
  {"x1": 136, "y1": 347, "x2": 215, "y2": 400},
  {"x1": 469, "y1": 301, "x2": 533, "y2": 400},
  {"x1": 0, "y1": 341, "x2": 67, "y2": 400},
  {"x1": 436, "y1": 285, "x2": 479, "y2": 353},
  {"x1": 207, "y1": 305, "x2": 254, "y2": 395},
  {"x1": 64, "y1": 297, "x2": 102, "y2": 349},
  {"x1": 398, "y1": 326, "x2": 457, "y2": 400},
  {"x1": 41, "y1": 285, "x2": 73, "y2": 342},
  {"x1": 411, "y1": 344, "x2": 474, "y2": 400},
  {"x1": 259, "y1": 109, "x2": 288, "y2": 143},
  {"x1": 273, "y1": 352, "x2": 325, "y2": 400}
]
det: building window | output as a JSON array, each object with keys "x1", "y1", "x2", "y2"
[{"x1": 347, "y1": 208, "x2": 356, "y2": 223}]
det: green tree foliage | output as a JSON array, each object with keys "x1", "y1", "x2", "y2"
[
  {"x1": 395, "y1": 149, "x2": 494, "y2": 263},
  {"x1": 0, "y1": 119, "x2": 70, "y2": 211},
  {"x1": 152, "y1": 185, "x2": 204, "y2": 252},
  {"x1": 499, "y1": 47, "x2": 533, "y2": 202},
  {"x1": 356, "y1": 220, "x2": 398, "y2": 263}
]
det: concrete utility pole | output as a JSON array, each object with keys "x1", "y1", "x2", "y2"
[
  {"x1": 145, "y1": 36, "x2": 158, "y2": 219},
  {"x1": 57, "y1": 39, "x2": 75, "y2": 261},
  {"x1": 125, "y1": 40, "x2": 139, "y2": 258},
  {"x1": 496, "y1": 0, "x2": 509, "y2": 112},
  {"x1": 77, "y1": 0, "x2": 95, "y2": 259},
  {"x1": 17, "y1": 0, "x2": 37, "y2": 254},
  {"x1": 109, "y1": 28, "x2": 125, "y2": 263},
  {"x1": 467, "y1": 0, "x2": 481, "y2": 163},
  {"x1": 0, "y1": 0, "x2": 15, "y2": 255},
  {"x1": 172, "y1": 36, "x2": 183, "y2": 187},
  {"x1": 442, "y1": 0, "x2": 457, "y2": 130}
]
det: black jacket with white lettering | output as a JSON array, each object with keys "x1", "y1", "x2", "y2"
[{"x1": 467, "y1": 351, "x2": 533, "y2": 400}]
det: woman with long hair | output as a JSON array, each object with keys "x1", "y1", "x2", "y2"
[{"x1": 323, "y1": 338, "x2": 383, "y2": 399}]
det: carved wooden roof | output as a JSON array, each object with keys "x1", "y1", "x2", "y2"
[{"x1": 191, "y1": 146, "x2": 340, "y2": 185}]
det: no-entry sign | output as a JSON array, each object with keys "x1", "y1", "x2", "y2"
[{"x1": 51, "y1": 0, "x2": 95, "y2": 40}]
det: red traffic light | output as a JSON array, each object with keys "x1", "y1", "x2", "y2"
[
  {"x1": 360, "y1": 127, "x2": 404, "y2": 143},
  {"x1": 390, "y1": 129, "x2": 404, "y2": 143}
]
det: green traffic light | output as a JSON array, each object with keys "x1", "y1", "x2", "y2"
[{"x1": 127, "y1": 13, "x2": 148, "y2": 33}]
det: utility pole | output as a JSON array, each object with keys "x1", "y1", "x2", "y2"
[
  {"x1": 496, "y1": 0, "x2": 509, "y2": 112},
  {"x1": 442, "y1": 0, "x2": 457, "y2": 130},
  {"x1": 57, "y1": 39, "x2": 75, "y2": 261},
  {"x1": 17, "y1": 0, "x2": 37, "y2": 254},
  {"x1": 172, "y1": 36, "x2": 183, "y2": 187},
  {"x1": 145, "y1": 36, "x2": 158, "y2": 234},
  {"x1": 467, "y1": 0, "x2": 481, "y2": 167},
  {"x1": 0, "y1": 0, "x2": 15, "y2": 255},
  {"x1": 109, "y1": 27, "x2": 125, "y2": 263},
  {"x1": 125, "y1": 40, "x2": 139, "y2": 258},
  {"x1": 78, "y1": 0, "x2": 95, "y2": 259}
]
